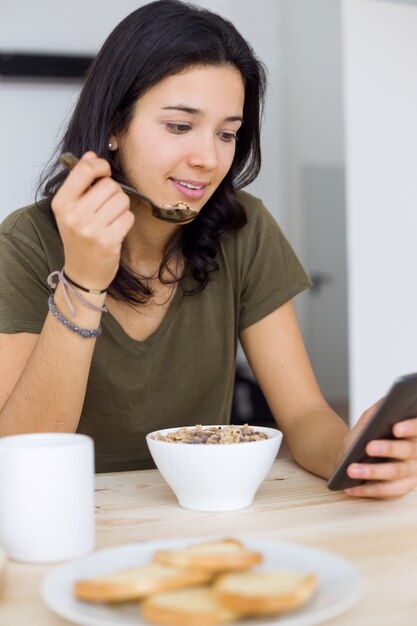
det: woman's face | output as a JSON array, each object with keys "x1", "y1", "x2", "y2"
[{"x1": 112, "y1": 64, "x2": 245, "y2": 215}]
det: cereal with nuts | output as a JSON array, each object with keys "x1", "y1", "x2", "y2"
[{"x1": 151, "y1": 424, "x2": 268, "y2": 444}]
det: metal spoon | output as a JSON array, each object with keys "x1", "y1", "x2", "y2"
[{"x1": 59, "y1": 152, "x2": 199, "y2": 224}]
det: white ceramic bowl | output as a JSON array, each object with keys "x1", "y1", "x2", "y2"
[{"x1": 146, "y1": 425, "x2": 282, "y2": 511}]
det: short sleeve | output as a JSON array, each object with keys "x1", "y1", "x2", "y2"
[
  {"x1": 237, "y1": 196, "x2": 312, "y2": 331},
  {"x1": 0, "y1": 231, "x2": 50, "y2": 334}
]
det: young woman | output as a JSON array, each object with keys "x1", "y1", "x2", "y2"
[{"x1": 0, "y1": 0, "x2": 416, "y2": 497}]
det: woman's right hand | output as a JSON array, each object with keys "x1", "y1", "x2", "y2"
[{"x1": 51, "y1": 151, "x2": 135, "y2": 290}]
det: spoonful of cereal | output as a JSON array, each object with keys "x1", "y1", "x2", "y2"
[{"x1": 59, "y1": 152, "x2": 199, "y2": 224}]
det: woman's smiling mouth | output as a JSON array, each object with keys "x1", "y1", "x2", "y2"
[{"x1": 170, "y1": 177, "x2": 208, "y2": 200}]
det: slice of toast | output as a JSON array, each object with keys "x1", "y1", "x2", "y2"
[
  {"x1": 141, "y1": 586, "x2": 239, "y2": 626},
  {"x1": 154, "y1": 538, "x2": 262, "y2": 572},
  {"x1": 214, "y1": 570, "x2": 318, "y2": 615},
  {"x1": 74, "y1": 562, "x2": 213, "y2": 603}
]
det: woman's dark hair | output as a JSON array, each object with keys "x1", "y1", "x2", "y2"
[{"x1": 40, "y1": 0, "x2": 267, "y2": 304}]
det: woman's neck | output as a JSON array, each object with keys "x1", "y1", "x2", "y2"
[{"x1": 123, "y1": 205, "x2": 182, "y2": 276}]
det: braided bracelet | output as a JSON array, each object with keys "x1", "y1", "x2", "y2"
[{"x1": 48, "y1": 295, "x2": 102, "y2": 338}]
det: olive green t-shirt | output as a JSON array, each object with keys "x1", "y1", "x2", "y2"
[{"x1": 0, "y1": 191, "x2": 311, "y2": 472}]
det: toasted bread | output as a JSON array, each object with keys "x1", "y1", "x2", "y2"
[
  {"x1": 141, "y1": 586, "x2": 239, "y2": 626},
  {"x1": 154, "y1": 538, "x2": 262, "y2": 572},
  {"x1": 74, "y1": 562, "x2": 213, "y2": 603},
  {"x1": 214, "y1": 570, "x2": 318, "y2": 615}
]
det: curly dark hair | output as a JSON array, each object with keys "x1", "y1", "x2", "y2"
[{"x1": 39, "y1": 0, "x2": 267, "y2": 304}]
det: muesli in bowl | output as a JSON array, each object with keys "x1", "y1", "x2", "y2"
[
  {"x1": 146, "y1": 424, "x2": 282, "y2": 511},
  {"x1": 151, "y1": 424, "x2": 269, "y2": 444}
]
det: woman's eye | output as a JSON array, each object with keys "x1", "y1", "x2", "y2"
[
  {"x1": 166, "y1": 123, "x2": 191, "y2": 134},
  {"x1": 218, "y1": 131, "x2": 238, "y2": 143}
]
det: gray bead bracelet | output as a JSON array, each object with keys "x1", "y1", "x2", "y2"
[{"x1": 48, "y1": 295, "x2": 102, "y2": 338}]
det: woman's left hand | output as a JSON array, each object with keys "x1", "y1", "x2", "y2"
[{"x1": 342, "y1": 401, "x2": 417, "y2": 498}]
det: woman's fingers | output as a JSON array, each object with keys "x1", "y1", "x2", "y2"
[
  {"x1": 345, "y1": 476, "x2": 417, "y2": 499},
  {"x1": 393, "y1": 418, "x2": 417, "y2": 438},
  {"x1": 345, "y1": 432, "x2": 417, "y2": 497},
  {"x1": 341, "y1": 412, "x2": 417, "y2": 500},
  {"x1": 52, "y1": 152, "x2": 134, "y2": 248},
  {"x1": 65, "y1": 179, "x2": 130, "y2": 232},
  {"x1": 77, "y1": 176, "x2": 124, "y2": 216},
  {"x1": 348, "y1": 458, "x2": 417, "y2": 482},
  {"x1": 53, "y1": 156, "x2": 133, "y2": 237},
  {"x1": 365, "y1": 438, "x2": 417, "y2": 461},
  {"x1": 52, "y1": 153, "x2": 112, "y2": 209},
  {"x1": 105, "y1": 210, "x2": 136, "y2": 248},
  {"x1": 50, "y1": 152, "x2": 134, "y2": 288},
  {"x1": 89, "y1": 192, "x2": 132, "y2": 230}
]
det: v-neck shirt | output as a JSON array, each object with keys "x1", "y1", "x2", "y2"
[{"x1": 0, "y1": 191, "x2": 311, "y2": 472}]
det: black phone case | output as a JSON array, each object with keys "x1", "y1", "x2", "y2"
[{"x1": 327, "y1": 372, "x2": 417, "y2": 490}]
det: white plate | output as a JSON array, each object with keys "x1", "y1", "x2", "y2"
[{"x1": 41, "y1": 536, "x2": 363, "y2": 626}]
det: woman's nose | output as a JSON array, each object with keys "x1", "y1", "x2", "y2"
[{"x1": 188, "y1": 135, "x2": 219, "y2": 170}]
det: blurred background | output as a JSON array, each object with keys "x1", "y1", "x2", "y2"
[{"x1": 1, "y1": 0, "x2": 416, "y2": 427}]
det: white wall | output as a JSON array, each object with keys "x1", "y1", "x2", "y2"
[
  {"x1": 280, "y1": 0, "x2": 345, "y2": 252},
  {"x1": 0, "y1": 0, "x2": 284, "y2": 225},
  {"x1": 342, "y1": 0, "x2": 417, "y2": 421},
  {"x1": 279, "y1": 0, "x2": 347, "y2": 399}
]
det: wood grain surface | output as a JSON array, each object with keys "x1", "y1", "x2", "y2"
[{"x1": 1, "y1": 459, "x2": 416, "y2": 625}]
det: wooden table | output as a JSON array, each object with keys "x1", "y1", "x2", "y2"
[{"x1": 1, "y1": 458, "x2": 416, "y2": 625}]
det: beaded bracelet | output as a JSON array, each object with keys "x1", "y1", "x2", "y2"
[{"x1": 48, "y1": 295, "x2": 102, "y2": 338}]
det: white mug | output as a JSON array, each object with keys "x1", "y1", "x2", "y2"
[{"x1": 0, "y1": 433, "x2": 95, "y2": 563}]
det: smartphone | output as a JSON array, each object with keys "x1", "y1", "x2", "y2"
[{"x1": 327, "y1": 372, "x2": 417, "y2": 490}]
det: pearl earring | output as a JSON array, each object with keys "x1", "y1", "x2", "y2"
[{"x1": 108, "y1": 142, "x2": 113, "y2": 150}]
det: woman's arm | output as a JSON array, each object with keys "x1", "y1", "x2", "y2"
[
  {"x1": 0, "y1": 152, "x2": 134, "y2": 435},
  {"x1": 240, "y1": 300, "x2": 417, "y2": 498},
  {"x1": 0, "y1": 286, "x2": 105, "y2": 435},
  {"x1": 239, "y1": 300, "x2": 348, "y2": 479}
]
